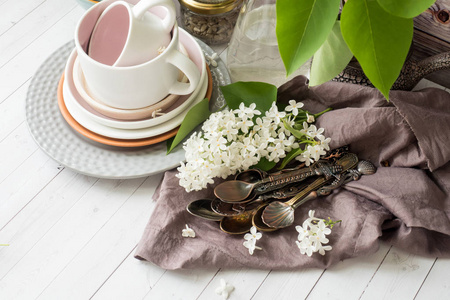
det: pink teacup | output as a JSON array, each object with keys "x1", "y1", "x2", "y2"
[
  {"x1": 88, "y1": 0, "x2": 176, "y2": 67},
  {"x1": 74, "y1": 0, "x2": 200, "y2": 109}
]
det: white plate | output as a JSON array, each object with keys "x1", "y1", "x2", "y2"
[
  {"x1": 25, "y1": 40, "x2": 230, "y2": 179},
  {"x1": 63, "y1": 62, "x2": 208, "y2": 139}
]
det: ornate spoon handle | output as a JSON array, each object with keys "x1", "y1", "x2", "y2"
[{"x1": 253, "y1": 161, "x2": 343, "y2": 195}]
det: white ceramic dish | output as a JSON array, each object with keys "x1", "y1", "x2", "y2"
[
  {"x1": 72, "y1": 42, "x2": 192, "y2": 122},
  {"x1": 70, "y1": 29, "x2": 207, "y2": 128},
  {"x1": 26, "y1": 40, "x2": 230, "y2": 179},
  {"x1": 63, "y1": 60, "x2": 208, "y2": 139}
]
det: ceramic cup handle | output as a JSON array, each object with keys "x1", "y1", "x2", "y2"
[
  {"x1": 132, "y1": 0, "x2": 176, "y2": 33},
  {"x1": 166, "y1": 50, "x2": 200, "y2": 95}
]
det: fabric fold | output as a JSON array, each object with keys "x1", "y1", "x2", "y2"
[{"x1": 136, "y1": 77, "x2": 450, "y2": 270}]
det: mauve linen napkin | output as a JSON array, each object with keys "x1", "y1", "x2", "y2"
[{"x1": 135, "y1": 76, "x2": 450, "y2": 270}]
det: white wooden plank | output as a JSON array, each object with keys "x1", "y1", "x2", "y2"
[
  {"x1": 415, "y1": 258, "x2": 450, "y2": 299},
  {"x1": 0, "y1": 170, "x2": 97, "y2": 279},
  {"x1": 0, "y1": 0, "x2": 78, "y2": 68},
  {"x1": 251, "y1": 268, "x2": 324, "y2": 300},
  {"x1": 0, "y1": 81, "x2": 28, "y2": 139},
  {"x1": 0, "y1": 177, "x2": 145, "y2": 299},
  {"x1": 143, "y1": 269, "x2": 219, "y2": 300},
  {"x1": 197, "y1": 268, "x2": 269, "y2": 300},
  {"x1": 92, "y1": 251, "x2": 166, "y2": 300},
  {"x1": 0, "y1": 0, "x2": 44, "y2": 35},
  {"x1": 38, "y1": 174, "x2": 163, "y2": 300},
  {"x1": 359, "y1": 247, "x2": 436, "y2": 300},
  {"x1": 0, "y1": 150, "x2": 62, "y2": 229},
  {"x1": 306, "y1": 243, "x2": 391, "y2": 300},
  {"x1": 0, "y1": 7, "x2": 82, "y2": 101},
  {"x1": 0, "y1": 124, "x2": 40, "y2": 182}
]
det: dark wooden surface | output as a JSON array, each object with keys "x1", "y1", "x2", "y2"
[{"x1": 413, "y1": 0, "x2": 450, "y2": 87}]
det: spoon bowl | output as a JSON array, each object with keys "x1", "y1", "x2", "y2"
[
  {"x1": 220, "y1": 210, "x2": 255, "y2": 234},
  {"x1": 186, "y1": 199, "x2": 224, "y2": 221},
  {"x1": 211, "y1": 198, "x2": 245, "y2": 216}
]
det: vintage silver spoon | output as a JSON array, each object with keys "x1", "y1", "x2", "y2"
[
  {"x1": 261, "y1": 158, "x2": 375, "y2": 229},
  {"x1": 214, "y1": 161, "x2": 342, "y2": 203},
  {"x1": 186, "y1": 199, "x2": 224, "y2": 221}
]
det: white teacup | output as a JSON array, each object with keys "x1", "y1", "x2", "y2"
[
  {"x1": 75, "y1": 0, "x2": 200, "y2": 109},
  {"x1": 88, "y1": 0, "x2": 176, "y2": 67}
]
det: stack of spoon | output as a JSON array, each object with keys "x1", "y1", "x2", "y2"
[{"x1": 187, "y1": 149, "x2": 377, "y2": 234}]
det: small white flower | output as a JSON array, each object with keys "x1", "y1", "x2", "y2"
[
  {"x1": 206, "y1": 53, "x2": 219, "y2": 67},
  {"x1": 285, "y1": 100, "x2": 304, "y2": 116},
  {"x1": 151, "y1": 108, "x2": 165, "y2": 118},
  {"x1": 243, "y1": 226, "x2": 262, "y2": 255},
  {"x1": 244, "y1": 226, "x2": 262, "y2": 241},
  {"x1": 157, "y1": 46, "x2": 166, "y2": 55},
  {"x1": 181, "y1": 224, "x2": 195, "y2": 238},
  {"x1": 306, "y1": 124, "x2": 324, "y2": 139},
  {"x1": 306, "y1": 113, "x2": 315, "y2": 123},
  {"x1": 296, "y1": 238, "x2": 314, "y2": 257},
  {"x1": 266, "y1": 103, "x2": 286, "y2": 124},
  {"x1": 295, "y1": 220, "x2": 310, "y2": 240},
  {"x1": 295, "y1": 210, "x2": 335, "y2": 257},
  {"x1": 215, "y1": 279, "x2": 234, "y2": 300}
]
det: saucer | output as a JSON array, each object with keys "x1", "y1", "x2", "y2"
[
  {"x1": 68, "y1": 29, "x2": 207, "y2": 129},
  {"x1": 58, "y1": 64, "x2": 212, "y2": 146}
]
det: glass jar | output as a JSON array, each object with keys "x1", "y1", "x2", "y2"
[
  {"x1": 227, "y1": 0, "x2": 311, "y2": 86},
  {"x1": 178, "y1": 0, "x2": 243, "y2": 45}
]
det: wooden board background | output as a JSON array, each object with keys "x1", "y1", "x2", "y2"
[{"x1": 413, "y1": 0, "x2": 450, "y2": 87}]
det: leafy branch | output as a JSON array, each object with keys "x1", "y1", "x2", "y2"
[{"x1": 277, "y1": 0, "x2": 435, "y2": 100}]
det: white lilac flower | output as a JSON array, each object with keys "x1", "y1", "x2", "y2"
[
  {"x1": 266, "y1": 103, "x2": 286, "y2": 124},
  {"x1": 243, "y1": 226, "x2": 262, "y2": 255},
  {"x1": 206, "y1": 53, "x2": 219, "y2": 67},
  {"x1": 151, "y1": 108, "x2": 165, "y2": 118},
  {"x1": 181, "y1": 224, "x2": 195, "y2": 238},
  {"x1": 215, "y1": 279, "x2": 234, "y2": 300},
  {"x1": 306, "y1": 124, "x2": 325, "y2": 139},
  {"x1": 244, "y1": 226, "x2": 262, "y2": 241},
  {"x1": 285, "y1": 100, "x2": 304, "y2": 116},
  {"x1": 306, "y1": 113, "x2": 315, "y2": 123},
  {"x1": 176, "y1": 102, "x2": 331, "y2": 192},
  {"x1": 296, "y1": 146, "x2": 314, "y2": 166},
  {"x1": 296, "y1": 238, "x2": 314, "y2": 257},
  {"x1": 295, "y1": 220, "x2": 310, "y2": 240},
  {"x1": 309, "y1": 144, "x2": 327, "y2": 161},
  {"x1": 317, "y1": 135, "x2": 331, "y2": 151},
  {"x1": 236, "y1": 102, "x2": 261, "y2": 119},
  {"x1": 310, "y1": 219, "x2": 332, "y2": 239},
  {"x1": 295, "y1": 210, "x2": 335, "y2": 257}
]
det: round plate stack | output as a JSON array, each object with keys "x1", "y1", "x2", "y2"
[
  {"x1": 25, "y1": 37, "x2": 230, "y2": 178},
  {"x1": 59, "y1": 28, "x2": 212, "y2": 147}
]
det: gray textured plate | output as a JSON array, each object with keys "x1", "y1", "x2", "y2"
[{"x1": 25, "y1": 40, "x2": 230, "y2": 179}]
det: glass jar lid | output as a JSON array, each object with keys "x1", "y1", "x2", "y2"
[{"x1": 178, "y1": 0, "x2": 243, "y2": 15}]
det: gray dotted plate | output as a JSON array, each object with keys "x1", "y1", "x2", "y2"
[{"x1": 25, "y1": 40, "x2": 230, "y2": 179}]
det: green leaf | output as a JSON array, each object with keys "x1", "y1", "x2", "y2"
[
  {"x1": 279, "y1": 148, "x2": 304, "y2": 169},
  {"x1": 341, "y1": 0, "x2": 413, "y2": 100},
  {"x1": 252, "y1": 157, "x2": 277, "y2": 172},
  {"x1": 166, "y1": 98, "x2": 211, "y2": 154},
  {"x1": 377, "y1": 0, "x2": 435, "y2": 18},
  {"x1": 276, "y1": 0, "x2": 340, "y2": 76},
  {"x1": 220, "y1": 81, "x2": 277, "y2": 113},
  {"x1": 309, "y1": 21, "x2": 353, "y2": 86}
]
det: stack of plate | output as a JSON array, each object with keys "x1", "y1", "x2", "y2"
[
  {"x1": 26, "y1": 38, "x2": 230, "y2": 179},
  {"x1": 58, "y1": 28, "x2": 212, "y2": 148}
]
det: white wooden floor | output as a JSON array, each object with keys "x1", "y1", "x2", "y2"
[{"x1": 1, "y1": 1, "x2": 450, "y2": 299}]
